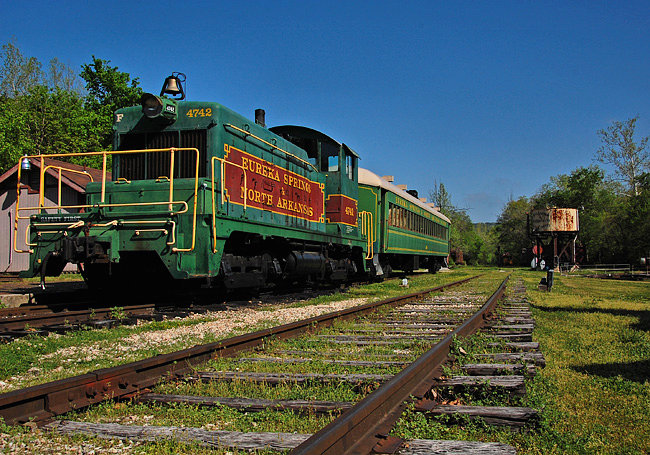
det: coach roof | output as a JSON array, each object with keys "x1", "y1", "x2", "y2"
[{"x1": 358, "y1": 167, "x2": 451, "y2": 224}]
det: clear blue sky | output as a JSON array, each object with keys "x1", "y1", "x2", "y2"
[{"x1": 2, "y1": 1, "x2": 649, "y2": 221}]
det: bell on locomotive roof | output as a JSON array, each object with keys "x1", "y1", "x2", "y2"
[
  {"x1": 164, "y1": 77, "x2": 180, "y2": 93},
  {"x1": 160, "y1": 72, "x2": 186, "y2": 100}
]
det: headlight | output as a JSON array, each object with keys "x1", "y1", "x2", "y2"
[{"x1": 140, "y1": 93, "x2": 178, "y2": 122}]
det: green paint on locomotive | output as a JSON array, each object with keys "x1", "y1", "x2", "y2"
[{"x1": 22, "y1": 97, "x2": 368, "y2": 282}]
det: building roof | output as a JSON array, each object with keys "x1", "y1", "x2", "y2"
[
  {"x1": 0, "y1": 157, "x2": 110, "y2": 193},
  {"x1": 358, "y1": 167, "x2": 451, "y2": 223}
]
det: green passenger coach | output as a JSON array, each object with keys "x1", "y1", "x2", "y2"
[{"x1": 358, "y1": 168, "x2": 450, "y2": 276}]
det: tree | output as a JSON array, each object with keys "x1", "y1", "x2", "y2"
[
  {"x1": 0, "y1": 85, "x2": 104, "y2": 171},
  {"x1": 596, "y1": 116, "x2": 649, "y2": 196},
  {"x1": 0, "y1": 43, "x2": 130, "y2": 174},
  {"x1": 429, "y1": 180, "x2": 453, "y2": 212},
  {"x1": 81, "y1": 55, "x2": 143, "y2": 150},
  {"x1": 495, "y1": 197, "x2": 532, "y2": 263},
  {"x1": 0, "y1": 41, "x2": 44, "y2": 98},
  {"x1": 48, "y1": 57, "x2": 82, "y2": 93},
  {"x1": 80, "y1": 56, "x2": 142, "y2": 148}
]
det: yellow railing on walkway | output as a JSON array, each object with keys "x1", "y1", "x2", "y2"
[
  {"x1": 223, "y1": 123, "x2": 318, "y2": 172},
  {"x1": 210, "y1": 156, "x2": 251, "y2": 253},
  {"x1": 14, "y1": 148, "x2": 199, "y2": 254},
  {"x1": 360, "y1": 211, "x2": 375, "y2": 260}
]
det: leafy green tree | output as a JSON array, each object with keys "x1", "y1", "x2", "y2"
[
  {"x1": 0, "y1": 86, "x2": 104, "y2": 171},
  {"x1": 596, "y1": 116, "x2": 649, "y2": 196},
  {"x1": 495, "y1": 197, "x2": 532, "y2": 263},
  {"x1": 0, "y1": 43, "x2": 141, "y2": 174},
  {"x1": 429, "y1": 181, "x2": 495, "y2": 265},
  {"x1": 474, "y1": 222, "x2": 498, "y2": 264},
  {"x1": 80, "y1": 57, "x2": 142, "y2": 149},
  {"x1": 0, "y1": 95, "x2": 29, "y2": 171}
]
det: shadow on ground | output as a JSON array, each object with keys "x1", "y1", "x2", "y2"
[{"x1": 573, "y1": 359, "x2": 650, "y2": 384}]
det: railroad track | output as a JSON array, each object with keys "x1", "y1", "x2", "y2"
[
  {"x1": 0, "y1": 303, "x2": 156, "y2": 341},
  {"x1": 0, "y1": 273, "x2": 422, "y2": 342},
  {"x1": 0, "y1": 284, "x2": 353, "y2": 342},
  {"x1": 1, "y1": 274, "x2": 545, "y2": 453}
]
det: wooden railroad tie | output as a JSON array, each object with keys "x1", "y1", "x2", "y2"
[
  {"x1": 139, "y1": 393, "x2": 353, "y2": 414},
  {"x1": 45, "y1": 420, "x2": 517, "y2": 454},
  {"x1": 271, "y1": 349, "x2": 413, "y2": 360},
  {"x1": 194, "y1": 371, "x2": 387, "y2": 385},
  {"x1": 461, "y1": 363, "x2": 536, "y2": 376},
  {"x1": 236, "y1": 356, "x2": 409, "y2": 368},
  {"x1": 415, "y1": 400, "x2": 539, "y2": 428},
  {"x1": 487, "y1": 341, "x2": 539, "y2": 351},
  {"x1": 194, "y1": 372, "x2": 527, "y2": 395}
]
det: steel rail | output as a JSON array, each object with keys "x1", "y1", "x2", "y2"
[
  {"x1": 292, "y1": 275, "x2": 510, "y2": 455},
  {"x1": 0, "y1": 276, "x2": 478, "y2": 426},
  {"x1": 0, "y1": 304, "x2": 155, "y2": 331},
  {"x1": 0, "y1": 296, "x2": 106, "y2": 318}
]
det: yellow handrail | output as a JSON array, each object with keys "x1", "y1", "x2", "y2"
[
  {"x1": 17, "y1": 200, "x2": 189, "y2": 219},
  {"x1": 211, "y1": 156, "x2": 250, "y2": 253},
  {"x1": 224, "y1": 123, "x2": 318, "y2": 172},
  {"x1": 171, "y1": 147, "x2": 200, "y2": 253},
  {"x1": 14, "y1": 148, "x2": 200, "y2": 254},
  {"x1": 360, "y1": 211, "x2": 375, "y2": 260}
]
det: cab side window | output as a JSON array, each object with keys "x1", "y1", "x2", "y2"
[
  {"x1": 327, "y1": 155, "x2": 339, "y2": 171},
  {"x1": 345, "y1": 155, "x2": 354, "y2": 180}
]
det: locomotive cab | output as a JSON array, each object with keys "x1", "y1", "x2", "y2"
[{"x1": 270, "y1": 126, "x2": 360, "y2": 238}]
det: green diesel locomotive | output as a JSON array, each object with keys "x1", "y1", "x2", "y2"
[{"x1": 16, "y1": 76, "x2": 449, "y2": 290}]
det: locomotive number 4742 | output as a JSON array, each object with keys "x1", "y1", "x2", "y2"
[{"x1": 186, "y1": 108, "x2": 212, "y2": 118}]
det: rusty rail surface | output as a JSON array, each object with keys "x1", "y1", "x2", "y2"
[
  {"x1": 0, "y1": 304, "x2": 155, "y2": 332},
  {"x1": 292, "y1": 275, "x2": 510, "y2": 455},
  {"x1": 0, "y1": 276, "x2": 479, "y2": 426},
  {"x1": 0, "y1": 299, "x2": 98, "y2": 318}
]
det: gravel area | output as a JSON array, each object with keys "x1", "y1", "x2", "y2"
[
  {"x1": 0, "y1": 297, "x2": 367, "y2": 393},
  {"x1": 0, "y1": 430, "x2": 137, "y2": 454}
]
